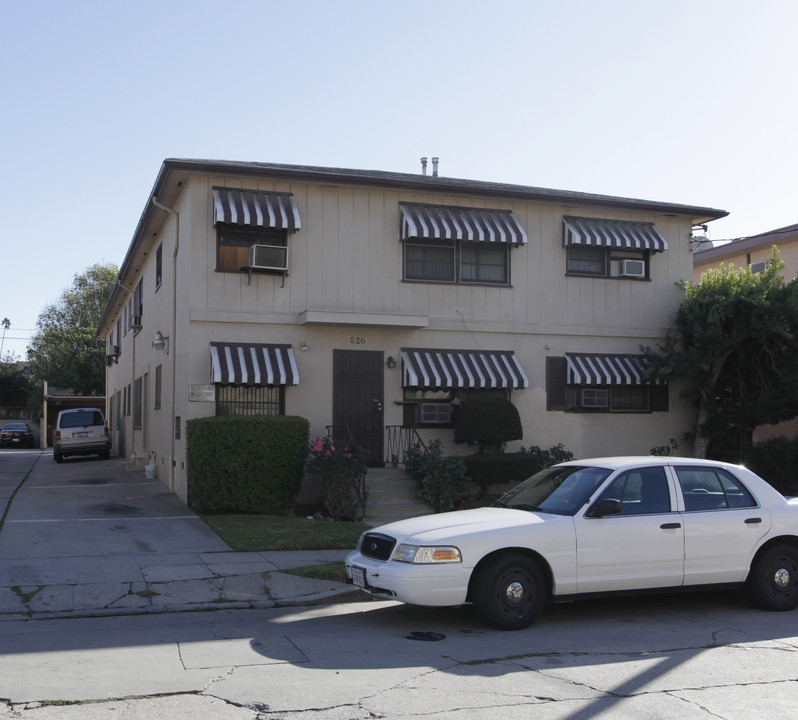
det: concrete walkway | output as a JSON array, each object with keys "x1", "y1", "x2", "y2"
[{"x1": 0, "y1": 451, "x2": 359, "y2": 620}]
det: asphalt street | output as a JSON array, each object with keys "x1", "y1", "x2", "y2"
[{"x1": 1, "y1": 448, "x2": 798, "y2": 719}]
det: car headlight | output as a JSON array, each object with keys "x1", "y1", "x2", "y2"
[{"x1": 393, "y1": 544, "x2": 462, "y2": 564}]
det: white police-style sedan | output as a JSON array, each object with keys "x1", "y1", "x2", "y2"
[{"x1": 346, "y1": 456, "x2": 798, "y2": 630}]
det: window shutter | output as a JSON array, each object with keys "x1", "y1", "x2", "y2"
[
  {"x1": 547, "y1": 357, "x2": 567, "y2": 411},
  {"x1": 651, "y1": 384, "x2": 669, "y2": 412}
]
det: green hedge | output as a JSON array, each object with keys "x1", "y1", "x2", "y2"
[
  {"x1": 747, "y1": 435, "x2": 798, "y2": 496},
  {"x1": 464, "y1": 452, "x2": 542, "y2": 496},
  {"x1": 186, "y1": 415, "x2": 309, "y2": 514}
]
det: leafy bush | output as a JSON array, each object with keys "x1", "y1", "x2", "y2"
[
  {"x1": 747, "y1": 436, "x2": 798, "y2": 495},
  {"x1": 650, "y1": 439, "x2": 679, "y2": 456},
  {"x1": 464, "y1": 452, "x2": 542, "y2": 496},
  {"x1": 306, "y1": 436, "x2": 368, "y2": 520},
  {"x1": 520, "y1": 443, "x2": 574, "y2": 468},
  {"x1": 454, "y1": 394, "x2": 522, "y2": 454},
  {"x1": 404, "y1": 439, "x2": 471, "y2": 513},
  {"x1": 186, "y1": 415, "x2": 309, "y2": 514}
]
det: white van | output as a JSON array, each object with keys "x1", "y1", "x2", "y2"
[{"x1": 52, "y1": 408, "x2": 111, "y2": 463}]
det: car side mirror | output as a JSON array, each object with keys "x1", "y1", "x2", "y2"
[{"x1": 586, "y1": 498, "x2": 623, "y2": 518}]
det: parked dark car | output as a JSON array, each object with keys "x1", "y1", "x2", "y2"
[{"x1": 0, "y1": 422, "x2": 35, "y2": 448}]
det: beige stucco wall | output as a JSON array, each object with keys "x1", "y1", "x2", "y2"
[{"x1": 106, "y1": 172, "x2": 700, "y2": 503}]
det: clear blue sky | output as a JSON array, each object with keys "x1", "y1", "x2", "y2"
[{"x1": 2, "y1": 0, "x2": 796, "y2": 360}]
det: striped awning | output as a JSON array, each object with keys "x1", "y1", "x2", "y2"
[
  {"x1": 401, "y1": 348, "x2": 529, "y2": 389},
  {"x1": 400, "y1": 203, "x2": 527, "y2": 246},
  {"x1": 563, "y1": 216, "x2": 667, "y2": 253},
  {"x1": 566, "y1": 353, "x2": 660, "y2": 386},
  {"x1": 212, "y1": 188, "x2": 301, "y2": 231},
  {"x1": 210, "y1": 343, "x2": 299, "y2": 386}
]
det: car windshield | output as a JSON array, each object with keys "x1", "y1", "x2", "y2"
[{"x1": 494, "y1": 465, "x2": 613, "y2": 516}]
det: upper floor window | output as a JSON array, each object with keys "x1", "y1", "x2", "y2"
[
  {"x1": 155, "y1": 244, "x2": 163, "y2": 289},
  {"x1": 212, "y1": 187, "x2": 301, "y2": 274},
  {"x1": 563, "y1": 216, "x2": 667, "y2": 280},
  {"x1": 400, "y1": 203, "x2": 526, "y2": 286}
]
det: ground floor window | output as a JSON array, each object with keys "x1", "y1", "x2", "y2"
[
  {"x1": 215, "y1": 384, "x2": 284, "y2": 416},
  {"x1": 401, "y1": 388, "x2": 510, "y2": 428}
]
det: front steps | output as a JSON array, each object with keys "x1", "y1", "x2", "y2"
[{"x1": 362, "y1": 467, "x2": 433, "y2": 527}]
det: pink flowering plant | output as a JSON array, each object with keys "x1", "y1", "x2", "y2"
[{"x1": 306, "y1": 436, "x2": 368, "y2": 520}]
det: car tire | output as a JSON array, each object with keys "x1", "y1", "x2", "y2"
[
  {"x1": 747, "y1": 544, "x2": 798, "y2": 611},
  {"x1": 471, "y1": 552, "x2": 547, "y2": 630},
  {"x1": 54, "y1": 452, "x2": 63, "y2": 463}
]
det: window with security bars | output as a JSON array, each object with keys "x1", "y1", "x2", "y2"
[
  {"x1": 404, "y1": 239, "x2": 509, "y2": 285},
  {"x1": 215, "y1": 384, "x2": 284, "y2": 416}
]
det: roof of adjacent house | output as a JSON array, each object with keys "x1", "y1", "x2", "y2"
[
  {"x1": 693, "y1": 222, "x2": 798, "y2": 263},
  {"x1": 98, "y1": 158, "x2": 729, "y2": 333}
]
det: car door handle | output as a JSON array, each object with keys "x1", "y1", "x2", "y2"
[
  {"x1": 744, "y1": 517, "x2": 762, "y2": 524},
  {"x1": 660, "y1": 522, "x2": 681, "y2": 529}
]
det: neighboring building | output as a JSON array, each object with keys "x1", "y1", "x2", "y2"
[
  {"x1": 692, "y1": 222, "x2": 798, "y2": 282},
  {"x1": 693, "y1": 222, "x2": 798, "y2": 444},
  {"x1": 97, "y1": 159, "x2": 727, "y2": 502}
]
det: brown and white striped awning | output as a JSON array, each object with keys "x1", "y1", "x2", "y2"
[
  {"x1": 563, "y1": 216, "x2": 667, "y2": 253},
  {"x1": 401, "y1": 348, "x2": 529, "y2": 389},
  {"x1": 400, "y1": 203, "x2": 527, "y2": 245},
  {"x1": 212, "y1": 188, "x2": 301, "y2": 231},
  {"x1": 210, "y1": 343, "x2": 299, "y2": 386},
  {"x1": 566, "y1": 353, "x2": 660, "y2": 386}
]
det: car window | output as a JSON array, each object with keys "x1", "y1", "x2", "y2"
[
  {"x1": 59, "y1": 412, "x2": 104, "y2": 429},
  {"x1": 496, "y1": 465, "x2": 612, "y2": 516},
  {"x1": 675, "y1": 467, "x2": 756, "y2": 510},
  {"x1": 597, "y1": 466, "x2": 671, "y2": 515}
]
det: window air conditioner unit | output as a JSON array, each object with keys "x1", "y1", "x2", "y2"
[
  {"x1": 750, "y1": 260, "x2": 770, "y2": 275},
  {"x1": 249, "y1": 243, "x2": 288, "y2": 272},
  {"x1": 574, "y1": 388, "x2": 609, "y2": 408},
  {"x1": 107, "y1": 345, "x2": 120, "y2": 357},
  {"x1": 415, "y1": 402, "x2": 453, "y2": 424},
  {"x1": 128, "y1": 314, "x2": 142, "y2": 330},
  {"x1": 620, "y1": 259, "x2": 646, "y2": 278}
]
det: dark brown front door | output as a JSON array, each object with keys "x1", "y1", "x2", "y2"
[{"x1": 333, "y1": 349, "x2": 384, "y2": 466}]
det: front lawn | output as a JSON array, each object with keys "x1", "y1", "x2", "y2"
[{"x1": 201, "y1": 513, "x2": 365, "y2": 552}]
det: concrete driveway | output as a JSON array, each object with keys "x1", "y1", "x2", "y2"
[{"x1": 0, "y1": 450, "x2": 353, "y2": 617}]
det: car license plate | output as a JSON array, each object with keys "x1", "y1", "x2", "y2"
[
  {"x1": 75, "y1": 432, "x2": 88, "y2": 438},
  {"x1": 351, "y1": 566, "x2": 366, "y2": 588}
]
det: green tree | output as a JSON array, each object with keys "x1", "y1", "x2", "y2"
[
  {"x1": 27, "y1": 263, "x2": 118, "y2": 396},
  {"x1": 645, "y1": 249, "x2": 798, "y2": 458}
]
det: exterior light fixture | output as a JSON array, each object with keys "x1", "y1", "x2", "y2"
[
  {"x1": 153, "y1": 331, "x2": 169, "y2": 354},
  {"x1": 386, "y1": 356, "x2": 397, "y2": 369}
]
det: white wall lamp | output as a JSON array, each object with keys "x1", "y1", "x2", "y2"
[
  {"x1": 153, "y1": 331, "x2": 169, "y2": 354},
  {"x1": 386, "y1": 356, "x2": 397, "y2": 369}
]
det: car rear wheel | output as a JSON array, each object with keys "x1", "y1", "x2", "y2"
[
  {"x1": 471, "y1": 552, "x2": 547, "y2": 630},
  {"x1": 54, "y1": 452, "x2": 63, "y2": 463},
  {"x1": 747, "y1": 544, "x2": 798, "y2": 611}
]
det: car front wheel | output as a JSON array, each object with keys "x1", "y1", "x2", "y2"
[
  {"x1": 747, "y1": 544, "x2": 798, "y2": 611},
  {"x1": 471, "y1": 552, "x2": 547, "y2": 630}
]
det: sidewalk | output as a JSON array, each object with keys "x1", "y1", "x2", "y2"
[{"x1": 0, "y1": 453, "x2": 360, "y2": 620}]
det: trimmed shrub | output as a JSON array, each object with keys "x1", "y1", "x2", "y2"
[
  {"x1": 464, "y1": 453, "x2": 542, "y2": 496},
  {"x1": 306, "y1": 435, "x2": 368, "y2": 520},
  {"x1": 404, "y1": 439, "x2": 471, "y2": 513},
  {"x1": 186, "y1": 415, "x2": 309, "y2": 514},
  {"x1": 520, "y1": 443, "x2": 574, "y2": 468},
  {"x1": 454, "y1": 394, "x2": 522, "y2": 454}
]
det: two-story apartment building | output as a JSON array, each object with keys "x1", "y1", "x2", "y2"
[{"x1": 97, "y1": 159, "x2": 727, "y2": 502}]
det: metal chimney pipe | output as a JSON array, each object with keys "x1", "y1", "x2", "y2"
[
  {"x1": 420, "y1": 157, "x2": 428, "y2": 176},
  {"x1": 432, "y1": 157, "x2": 439, "y2": 177}
]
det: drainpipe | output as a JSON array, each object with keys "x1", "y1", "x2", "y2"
[{"x1": 152, "y1": 195, "x2": 179, "y2": 494}]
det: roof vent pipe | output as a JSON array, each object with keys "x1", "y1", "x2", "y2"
[
  {"x1": 420, "y1": 157, "x2": 428, "y2": 176},
  {"x1": 432, "y1": 157, "x2": 439, "y2": 177}
]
